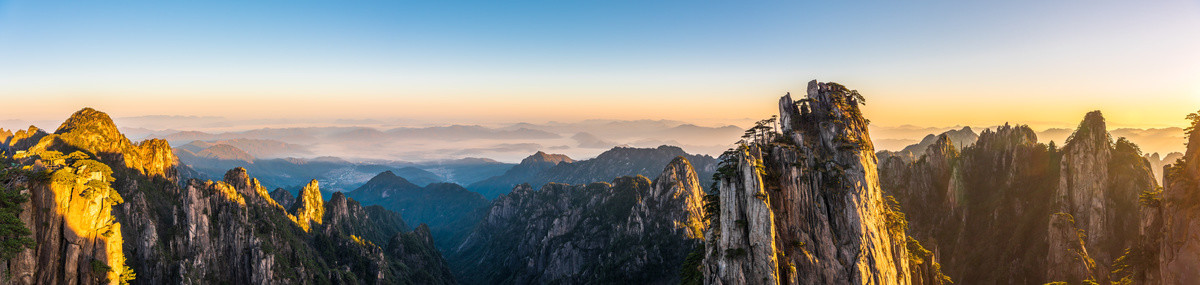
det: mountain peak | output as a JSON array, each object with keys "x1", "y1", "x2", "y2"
[
  {"x1": 364, "y1": 170, "x2": 415, "y2": 187},
  {"x1": 290, "y1": 179, "x2": 325, "y2": 232},
  {"x1": 198, "y1": 144, "x2": 254, "y2": 162},
  {"x1": 522, "y1": 151, "x2": 573, "y2": 165},
  {"x1": 55, "y1": 107, "x2": 120, "y2": 136},
  {"x1": 48, "y1": 107, "x2": 178, "y2": 179},
  {"x1": 1065, "y1": 110, "x2": 1110, "y2": 147},
  {"x1": 223, "y1": 167, "x2": 252, "y2": 190},
  {"x1": 653, "y1": 156, "x2": 701, "y2": 199}
]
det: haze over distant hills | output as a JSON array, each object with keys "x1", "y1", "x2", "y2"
[
  {"x1": 870, "y1": 124, "x2": 1186, "y2": 158},
  {"x1": 3, "y1": 115, "x2": 1182, "y2": 167}
]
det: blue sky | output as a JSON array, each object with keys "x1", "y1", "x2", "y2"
[{"x1": 0, "y1": 1, "x2": 1197, "y2": 128}]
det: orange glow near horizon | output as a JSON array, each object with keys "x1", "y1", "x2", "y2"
[{"x1": 4, "y1": 78, "x2": 1196, "y2": 131}]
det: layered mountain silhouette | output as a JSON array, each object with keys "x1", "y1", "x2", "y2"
[
  {"x1": 468, "y1": 145, "x2": 717, "y2": 199},
  {"x1": 346, "y1": 171, "x2": 489, "y2": 249},
  {"x1": 175, "y1": 142, "x2": 462, "y2": 194}
]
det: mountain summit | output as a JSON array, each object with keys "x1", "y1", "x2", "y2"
[
  {"x1": 47, "y1": 107, "x2": 178, "y2": 178},
  {"x1": 703, "y1": 81, "x2": 944, "y2": 284}
]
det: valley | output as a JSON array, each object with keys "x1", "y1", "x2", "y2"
[{"x1": 1, "y1": 81, "x2": 1195, "y2": 284}]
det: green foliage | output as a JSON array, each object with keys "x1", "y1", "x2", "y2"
[
  {"x1": 1139, "y1": 187, "x2": 1162, "y2": 208},
  {"x1": 0, "y1": 182, "x2": 35, "y2": 261},
  {"x1": 724, "y1": 248, "x2": 747, "y2": 259},
  {"x1": 72, "y1": 160, "x2": 115, "y2": 180},
  {"x1": 1186, "y1": 110, "x2": 1200, "y2": 143},
  {"x1": 701, "y1": 193, "x2": 720, "y2": 228},
  {"x1": 66, "y1": 151, "x2": 90, "y2": 160},
  {"x1": 29, "y1": 169, "x2": 52, "y2": 182},
  {"x1": 678, "y1": 244, "x2": 704, "y2": 285},
  {"x1": 906, "y1": 237, "x2": 953, "y2": 284},
  {"x1": 118, "y1": 264, "x2": 135, "y2": 285},
  {"x1": 1113, "y1": 137, "x2": 1142, "y2": 156},
  {"x1": 593, "y1": 176, "x2": 647, "y2": 221},
  {"x1": 1169, "y1": 110, "x2": 1200, "y2": 186},
  {"x1": 90, "y1": 259, "x2": 111, "y2": 274},
  {"x1": 881, "y1": 195, "x2": 908, "y2": 240}
]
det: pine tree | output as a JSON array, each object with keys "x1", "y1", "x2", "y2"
[{"x1": 0, "y1": 184, "x2": 34, "y2": 260}]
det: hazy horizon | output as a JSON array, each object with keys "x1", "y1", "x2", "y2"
[{"x1": 0, "y1": 106, "x2": 1189, "y2": 163}]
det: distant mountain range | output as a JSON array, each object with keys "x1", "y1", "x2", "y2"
[
  {"x1": 173, "y1": 142, "x2": 512, "y2": 195},
  {"x1": 84, "y1": 118, "x2": 745, "y2": 162},
  {"x1": 176, "y1": 138, "x2": 312, "y2": 158},
  {"x1": 468, "y1": 145, "x2": 718, "y2": 199},
  {"x1": 340, "y1": 145, "x2": 718, "y2": 254}
]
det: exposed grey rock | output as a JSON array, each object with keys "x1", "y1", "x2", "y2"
[
  {"x1": 704, "y1": 81, "x2": 920, "y2": 284},
  {"x1": 450, "y1": 157, "x2": 706, "y2": 284}
]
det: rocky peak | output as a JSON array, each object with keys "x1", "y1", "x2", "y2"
[
  {"x1": 974, "y1": 123, "x2": 1038, "y2": 153},
  {"x1": 323, "y1": 192, "x2": 351, "y2": 227},
  {"x1": 412, "y1": 224, "x2": 434, "y2": 245},
  {"x1": 523, "y1": 151, "x2": 574, "y2": 165},
  {"x1": 0, "y1": 128, "x2": 11, "y2": 152},
  {"x1": 365, "y1": 171, "x2": 417, "y2": 188},
  {"x1": 652, "y1": 156, "x2": 699, "y2": 198},
  {"x1": 270, "y1": 188, "x2": 296, "y2": 209},
  {"x1": 1047, "y1": 110, "x2": 1152, "y2": 283},
  {"x1": 289, "y1": 180, "x2": 325, "y2": 232},
  {"x1": 351, "y1": 171, "x2": 420, "y2": 201},
  {"x1": 1064, "y1": 110, "x2": 1111, "y2": 149},
  {"x1": 706, "y1": 81, "x2": 917, "y2": 284},
  {"x1": 54, "y1": 107, "x2": 121, "y2": 138},
  {"x1": 44, "y1": 108, "x2": 177, "y2": 179},
  {"x1": 7, "y1": 126, "x2": 46, "y2": 150},
  {"x1": 224, "y1": 167, "x2": 253, "y2": 191},
  {"x1": 924, "y1": 134, "x2": 957, "y2": 162},
  {"x1": 649, "y1": 156, "x2": 706, "y2": 238},
  {"x1": 221, "y1": 167, "x2": 279, "y2": 208},
  {"x1": 1054, "y1": 111, "x2": 1114, "y2": 228}
]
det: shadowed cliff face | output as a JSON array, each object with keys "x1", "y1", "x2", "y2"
[
  {"x1": 1046, "y1": 110, "x2": 1159, "y2": 283},
  {"x1": 449, "y1": 157, "x2": 707, "y2": 285},
  {"x1": 878, "y1": 110, "x2": 1159, "y2": 284},
  {"x1": 703, "y1": 81, "x2": 944, "y2": 284},
  {"x1": 1156, "y1": 111, "x2": 1200, "y2": 284},
  {"x1": 346, "y1": 171, "x2": 489, "y2": 251}
]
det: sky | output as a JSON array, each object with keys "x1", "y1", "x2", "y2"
[{"x1": 1, "y1": 1, "x2": 1198, "y2": 130}]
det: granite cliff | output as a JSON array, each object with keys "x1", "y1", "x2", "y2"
[
  {"x1": 449, "y1": 157, "x2": 707, "y2": 284},
  {"x1": 701, "y1": 81, "x2": 946, "y2": 284},
  {"x1": 1138, "y1": 110, "x2": 1200, "y2": 284},
  {"x1": 878, "y1": 111, "x2": 1159, "y2": 284}
]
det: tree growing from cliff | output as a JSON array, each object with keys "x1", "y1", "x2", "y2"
[
  {"x1": 1167, "y1": 110, "x2": 1200, "y2": 186},
  {"x1": 1186, "y1": 110, "x2": 1200, "y2": 148},
  {"x1": 0, "y1": 168, "x2": 35, "y2": 261}
]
